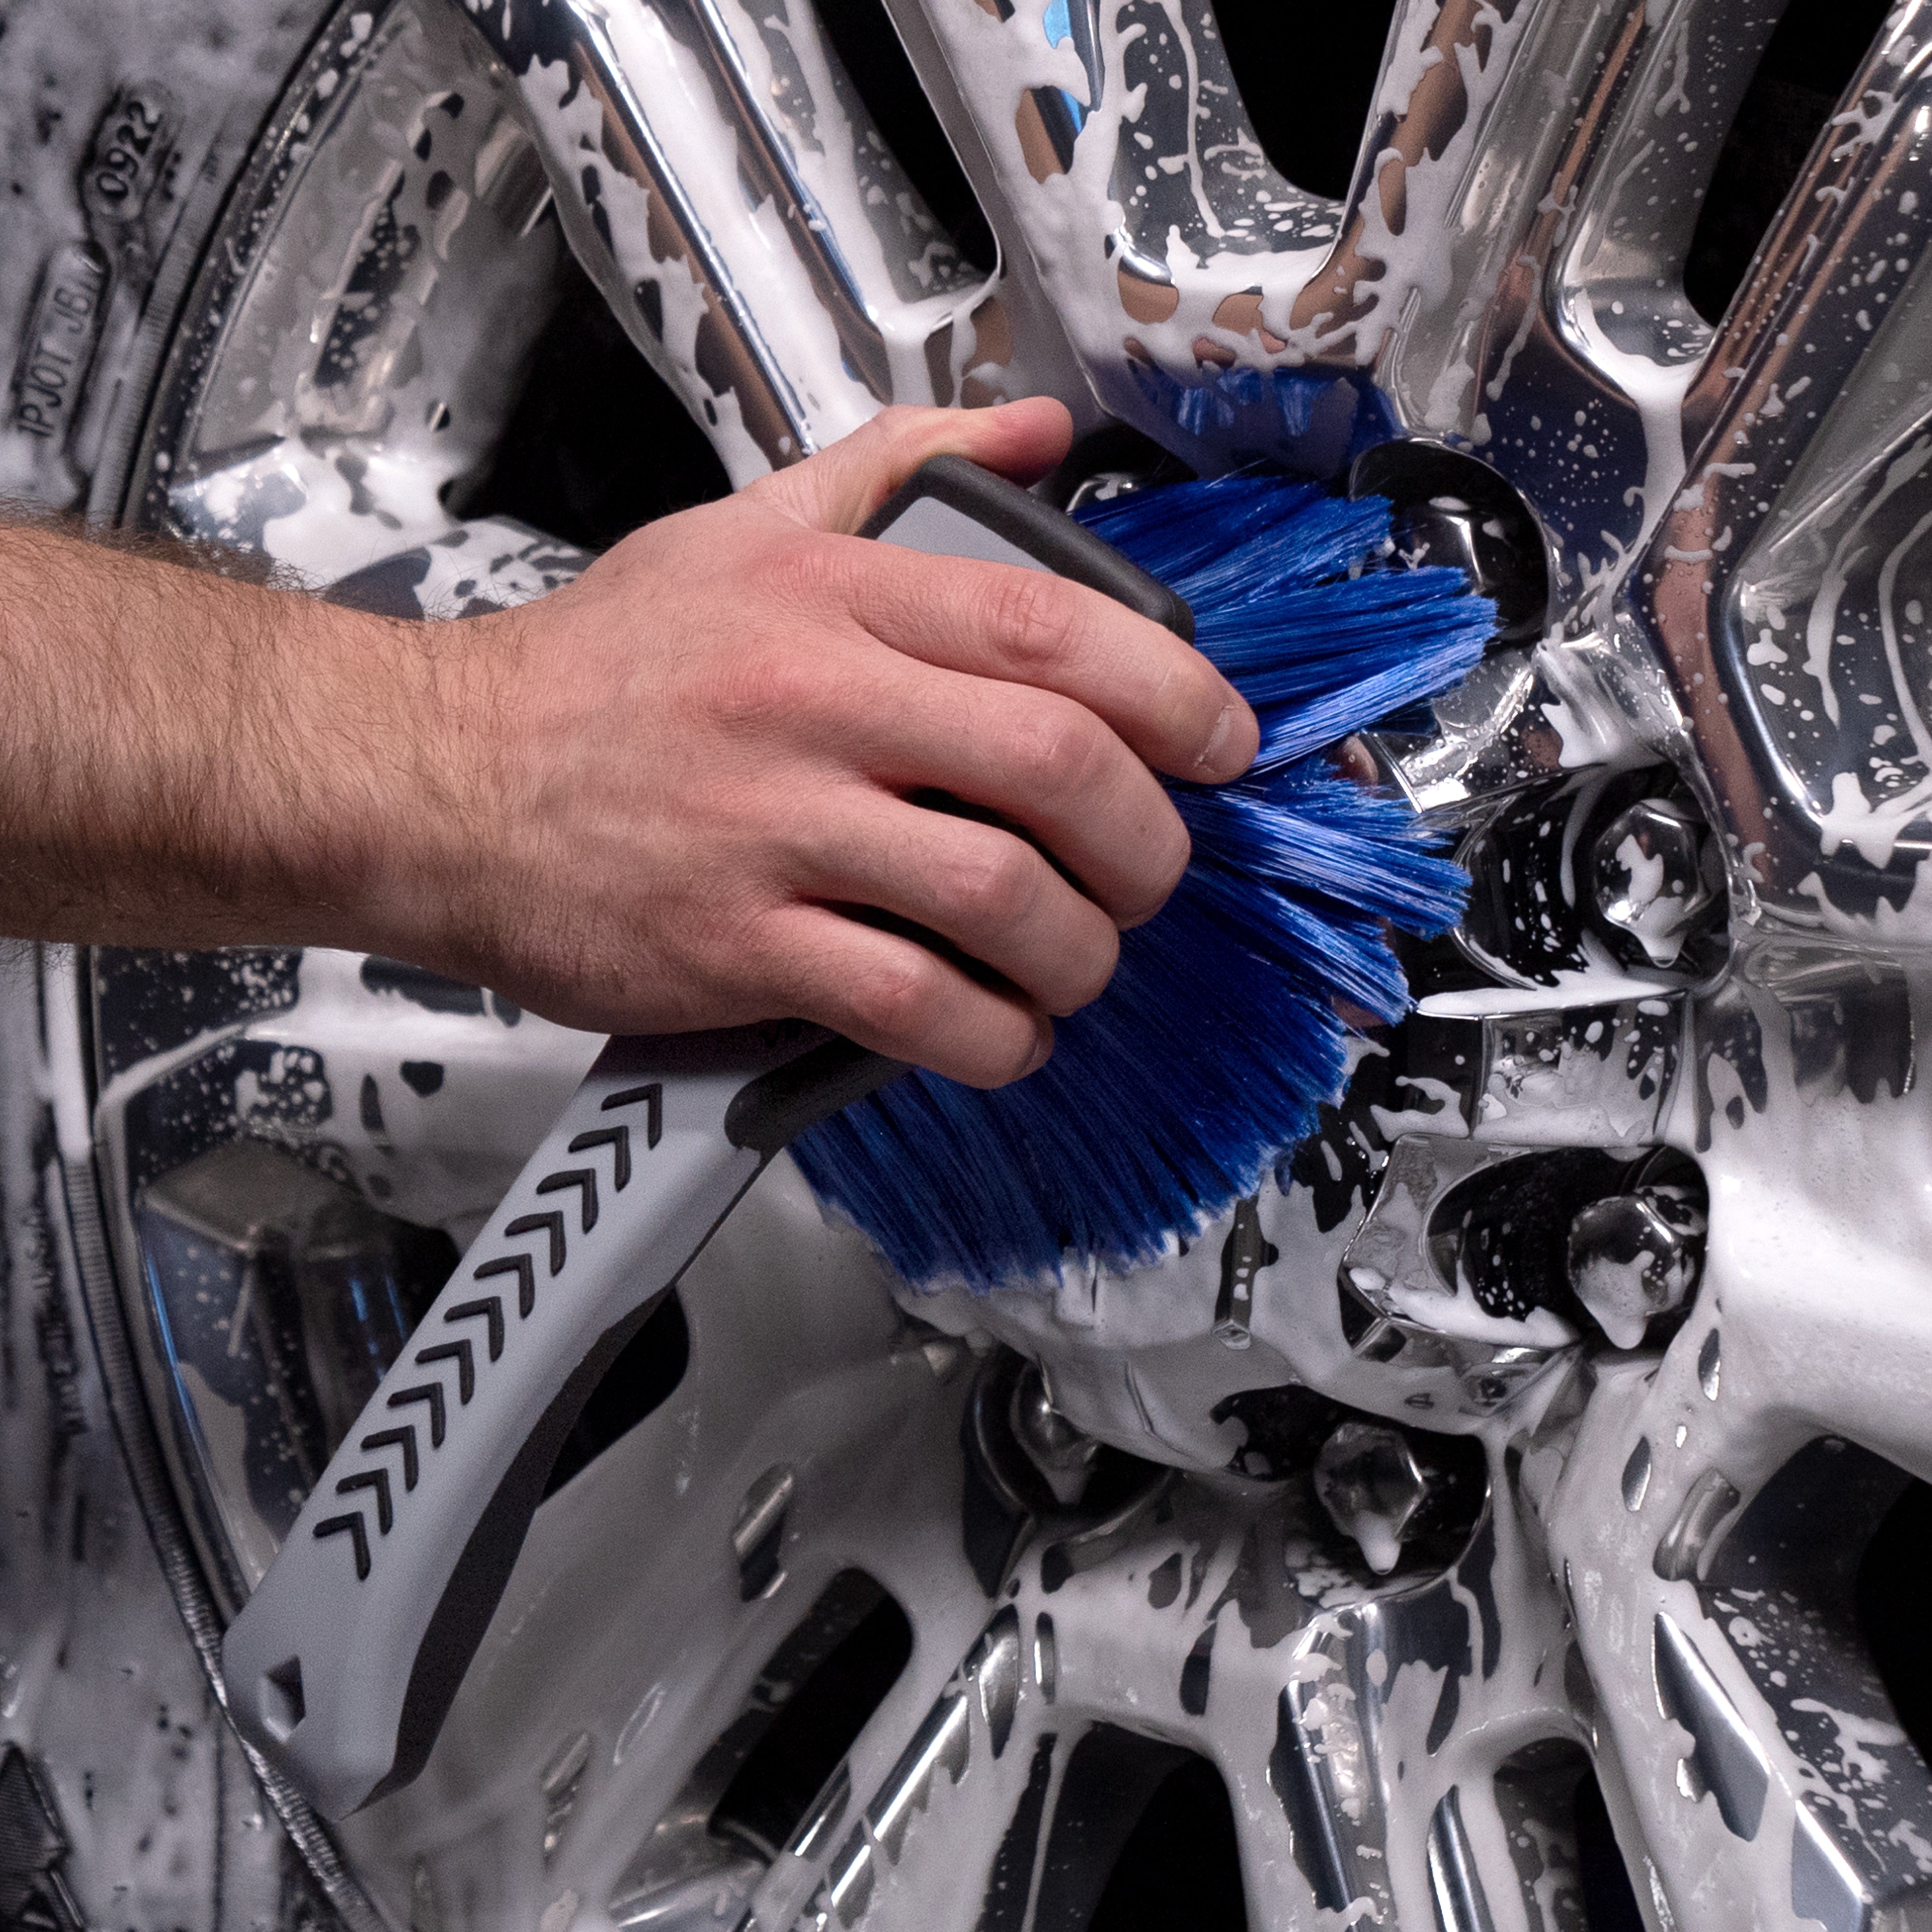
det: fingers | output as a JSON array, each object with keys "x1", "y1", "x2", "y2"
[
  {"x1": 752, "y1": 398, "x2": 1074, "y2": 535},
  {"x1": 762, "y1": 903, "x2": 1054, "y2": 1087},
  {"x1": 848, "y1": 661, "x2": 1194, "y2": 928},
  {"x1": 802, "y1": 795, "x2": 1121, "y2": 1018},
  {"x1": 831, "y1": 538, "x2": 1258, "y2": 783},
  {"x1": 734, "y1": 403, "x2": 1257, "y2": 782}
]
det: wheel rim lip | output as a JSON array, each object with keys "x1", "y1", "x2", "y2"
[{"x1": 129, "y1": 0, "x2": 567, "y2": 583}]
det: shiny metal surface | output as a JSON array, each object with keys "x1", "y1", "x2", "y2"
[
  {"x1": 1640, "y1": 1, "x2": 1932, "y2": 937},
  {"x1": 450, "y1": 0, "x2": 1083, "y2": 482},
  {"x1": 1312, "y1": 1421, "x2": 1428, "y2": 1574},
  {"x1": 1566, "y1": 1181, "x2": 1705, "y2": 1349},
  {"x1": 1592, "y1": 797, "x2": 1723, "y2": 968},
  {"x1": 891, "y1": 0, "x2": 1766, "y2": 518},
  {"x1": 130, "y1": 0, "x2": 570, "y2": 582}
]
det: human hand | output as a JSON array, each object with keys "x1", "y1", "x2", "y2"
[
  {"x1": 0, "y1": 401, "x2": 1255, "y2": 1086},
  {"x1": 361, "y1": 400, "x2": 1257, "y2": 1085}
]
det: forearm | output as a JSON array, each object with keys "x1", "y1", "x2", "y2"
[{"x1": 0, "y1": 518, "x2": 466, "y2": 954}]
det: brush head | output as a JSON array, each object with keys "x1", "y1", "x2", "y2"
[{"x1": 792, "y1": 469, "x2": 1495, "y2": 1293}]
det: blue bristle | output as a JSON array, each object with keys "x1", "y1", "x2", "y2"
[
  {"x1": 791, "y1": 470, "x2": 1494, "y2": 1291},
  {"x1": 1123, "y1": 359, "x2": 1399, "y2": 468}
]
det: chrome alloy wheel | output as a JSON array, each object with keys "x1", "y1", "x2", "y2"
[{"x1": 18, "y1": 0, "x2": 1932, "y2": 1927}]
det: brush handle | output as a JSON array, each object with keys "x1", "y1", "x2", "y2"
[
  {"x1": 221, "y1": 1026, "x2": 897, "y2": 1819},
  {"x1": 862, "y1": 454, "x2": 1193, "y2": 639},
  {"x1": 219, "y1": 459, "x2": 1189, "y2": 1820}
]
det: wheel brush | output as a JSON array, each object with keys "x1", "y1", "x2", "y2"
[
  {"x1": 221, "y1": 454, "x2": 1493, "y2": 1819},
  {"x1": 791, "y1": 465, "x2": 1491, "y2": 1290}
]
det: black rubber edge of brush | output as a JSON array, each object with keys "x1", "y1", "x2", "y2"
[
  {"x1": 863, "y1": 455, "x2": 1196, "y2": 644},
  {"x1": 724, "y1": 1034, "x2": 910, "y2": 1154}
]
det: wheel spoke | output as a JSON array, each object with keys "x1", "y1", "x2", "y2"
[
  {"x1": 94, "y1": 946, "x2": 602, "y2": 1252},
  {"x1": 1635, "y1": 0, "x2": 1932, "y2": 927},
  {"x1": 452, "y1": 0, "x2": 1035, "y2": 481},
  {"x1": 1543, "y1": 1330, "x2": 1932, "y2": 1931},
  {"x1": 888, "y1": 0, "x2": 1784, "y2": 503}
]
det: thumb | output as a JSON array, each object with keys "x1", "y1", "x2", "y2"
[{"x1": 750, "y1": 398, "x2": 1075, "y2": 534}]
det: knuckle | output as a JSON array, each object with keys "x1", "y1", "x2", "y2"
[
  {"x1": 762, "y1": 530, "x2": 853, "y2": 612},
  {"x1": 1007, "y1": 702, "x2": 1108, "y2": 804},
  {"x1": 705, "y1": 642, "x2": 825, "y2": 735},
  {"x1": 987, "y1": 568, "x2": 1086, "y2": 675},
  {"x1": 849, "y1": 405, "x2": 935, "y2": 481},
  {"x1": 944, "y1": 836, "x2": 1038, "y2": 930},
  {"x1": 842, "y1": 946, "x2": 943, "y2": 1043},
  {"x1": 870, "y1": 403, "x2": 926, "y2": 447}
]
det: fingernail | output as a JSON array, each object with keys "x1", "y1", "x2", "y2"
[{"x1": 1197, "y1": 704, "x2": 1240, "y2": 775}]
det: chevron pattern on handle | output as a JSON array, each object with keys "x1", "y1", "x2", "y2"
[{"x1": 307, "y1": 1088, "x2": 656, "y2": 1583}]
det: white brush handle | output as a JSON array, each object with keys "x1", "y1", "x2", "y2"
[
  {"x1": 220, "y1": 1026, "x2": 894, "y2": 1819},
  {"x1": 218, "y1": 458, "x2": 1184, "y2": 1820}
]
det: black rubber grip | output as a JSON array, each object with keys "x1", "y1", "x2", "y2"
[
  {"x1": 725, "y1": 1037, "x2": 908, "y2": 1154},
  {"x1": 862, "y1": 455, "x2": 1195, "y2": 643}
]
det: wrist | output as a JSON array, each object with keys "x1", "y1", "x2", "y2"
[{"x1": 287, "y1": 598, "x2": 520, "y2": 977}]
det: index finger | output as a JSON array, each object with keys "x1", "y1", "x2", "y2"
[
  {"x1": 748, "y1": 398, "x2": 1075, "y2": 535},
  {"x1": 823, "y1": 539, "x2": 1259, "y2": 784}
]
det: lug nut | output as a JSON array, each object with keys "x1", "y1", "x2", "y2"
[
  {"x1": 1313, "y1": 1422, "x2": 1426, "y2": 1575},
  {"x1": 1592, "y1": 799, "x2": 1717, "y2": 966},
  {"x1": 1567, "y1": 1187, "x2": 1706, "y2": 1349},
  {"x1": 1009, "y1": 1363, "x2": 1100, "y2": 1508}
]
